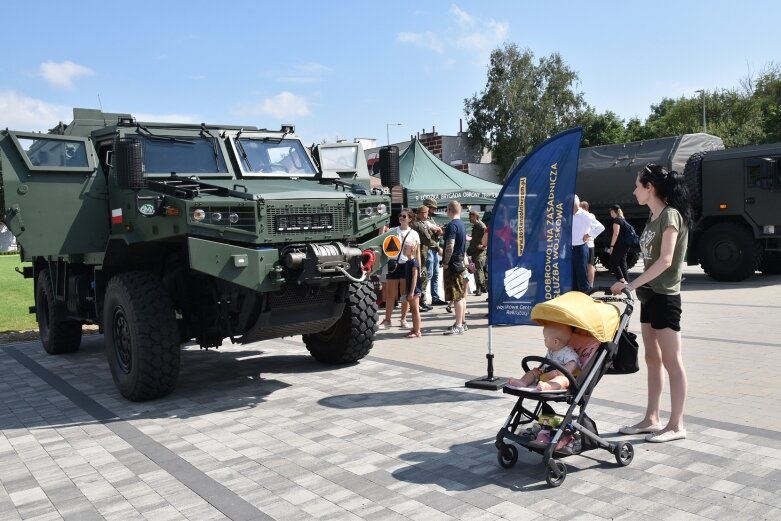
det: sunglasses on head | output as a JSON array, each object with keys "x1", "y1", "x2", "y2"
[{"x1": 644, "y1": 163, "x2": 668, "y2": 178}]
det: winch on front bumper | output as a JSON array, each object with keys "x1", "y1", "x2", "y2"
[{"x1": 282, "y1": 242, "x2": 369, "y2": 285}]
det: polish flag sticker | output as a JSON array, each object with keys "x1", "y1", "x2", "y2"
[{"x1": 111, "y1": 208, "x2": 123, "y2": 225}]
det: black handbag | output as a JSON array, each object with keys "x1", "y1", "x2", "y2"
[
  {"x1": 606, "y1": 331, "x2": 640, "y2": 375},
  {"x1": 387, "y1": 230, "x2": 410, "y2": 274}
]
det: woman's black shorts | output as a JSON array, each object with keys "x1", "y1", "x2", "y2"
[{"x1": 640, "y1": 292, "x2": 682, "y2": 331}]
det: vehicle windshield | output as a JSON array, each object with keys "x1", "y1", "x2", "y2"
[
  {"x1": 234, "y1": 137, "x2": 316, "y2": 177},
  {"x1": 141, "y1": 135, "x2": 229, "y2": 176}
]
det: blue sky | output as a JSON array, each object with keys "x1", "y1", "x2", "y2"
[{"x1": 2, "y1": 1, "x2": 778, "y2": 145}]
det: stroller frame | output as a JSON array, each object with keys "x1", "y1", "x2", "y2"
[{"x1": 495, "y1": 288, "x2": 635, "y2": 487}]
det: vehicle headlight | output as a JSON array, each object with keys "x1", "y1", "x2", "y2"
[
  {"x1": 364, "y1": 207, "x2": 374, "y2": 216},
  {"x1": 229, "y1": 213, "x2": 240, "y2": 224},
  {"x1": 192, "y1": 209, "x2": 206, "y2": 222},
  {"x1": 376, "y1": 203, "x2": 387, "y2": 215},
  {"x1": 211, "y1": 212, "x2": 223, "y2": 222}
]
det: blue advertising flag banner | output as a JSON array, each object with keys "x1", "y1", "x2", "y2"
[{"x1": 487, "y1": 128, "x2": 583, "y2": 326}]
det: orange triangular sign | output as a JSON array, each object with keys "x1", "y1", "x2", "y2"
[{"x1": 382, "y1": 235, "x2": 401, "y2": 257}]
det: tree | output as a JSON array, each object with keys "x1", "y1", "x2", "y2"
[
  {"x1": 578, "y1": 109, "x2": 626, "y2": 147},
  {"x1": 464, "y1": 44, "x2": 586, "y2": 178},
  {"x1": 752, "y1": 66, "x2": 781, "y2": 143}
]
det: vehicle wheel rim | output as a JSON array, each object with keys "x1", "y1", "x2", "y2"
[
  {"x1": 713, "y1": 240, "x2": 738, "y2": 263},
  {"x1": 113, "y1": 308, "x2": 132, "y2": 374}
]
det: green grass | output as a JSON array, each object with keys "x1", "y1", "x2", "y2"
[{"x1": 0, "y1": 256, "x2": 37, "y2": 332}]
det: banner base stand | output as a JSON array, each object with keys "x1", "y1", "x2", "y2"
[{"x1": 465, "y1": 376, "x2": 507, "y2": 391}]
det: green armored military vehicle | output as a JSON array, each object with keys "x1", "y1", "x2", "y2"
[
  {"x1": 0, "y1": 108, "x2": 391, "y2": 400},
  {"x1": 577, "y1": 133, "x2": 781, "y2": 281}
]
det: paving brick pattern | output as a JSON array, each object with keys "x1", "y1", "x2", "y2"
[{"x1": 2, "y1": 320, "x2": 781, "y2": 521}]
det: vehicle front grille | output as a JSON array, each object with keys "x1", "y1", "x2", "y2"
[{"x1": 266, "y1": 204, "x2": 347, "y2": 236}]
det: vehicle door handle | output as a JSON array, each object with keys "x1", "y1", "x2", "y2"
[{"x1": 745, "y1": 197, "x2": 755, "y2": 204}]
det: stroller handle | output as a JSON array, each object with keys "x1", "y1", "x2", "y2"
[{"x1": 588, "y1": 286, "x2": 634, "y2": 302}]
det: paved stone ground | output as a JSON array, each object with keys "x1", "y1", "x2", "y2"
[{"x1": 1, "y1": 266, "x2": 780, "y2": 520}]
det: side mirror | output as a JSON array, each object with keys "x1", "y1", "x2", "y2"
[{"x1": 115, "y1": 139, "x2": 145, "y2": 190}]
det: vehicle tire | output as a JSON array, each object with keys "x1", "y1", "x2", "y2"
[
  {"x1": 303, "y1": 281, "x2": 377, "y2": 364},
  {"x1": 614, "y1": 441, "x2": 634, "y2": 466},
  {"x1": 36, "y1": 269, "x2": 82, "y2": 354},
  {"x1": 683, "y1": 151, "x2": 706, "y2": 219},
  {"x1": 698, "y1": 222, "x2": 758, "y2": 282},
  {"x1": 760, "y1": 251, "x2": 781, "y2": 275},
  {"x1": 626, "y1": 250, "x2": 640, "y2": 270},
  {"x1": 545, "y1": 460, "x2": 567, "y2": 487},
  {"x1": 497, "y1": 444, "x2": 518, "y2": 469},
  {"x1": 103, "y1": 272, "x2": 180, "y2": 401}
]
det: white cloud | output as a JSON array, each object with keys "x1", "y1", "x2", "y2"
[
  {"x1": 0, "y1": 91, "x2": 71, "y2": 131},
  {"x1": 451, "y1": 5, "x2": 474, "y2": 26},
  {"x1": 455, "y1": 20, "x2": 509, "y2": 54},
  {"x1": 398, "y1": 6, "x2": 508, "y2": 62},
  {"x1": 398, "y1": 31, "x2": 445, "y2": 54},
  {"x1": 40, "y1": 60, "x2": 95, "y2": 89},
  {"x1": 235, "y1": 91, "x2": 312, "y2": 120}
]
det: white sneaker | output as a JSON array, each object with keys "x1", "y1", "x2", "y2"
[{"x1": 443, "y1": 325, "x2": 464, "y2": 336}]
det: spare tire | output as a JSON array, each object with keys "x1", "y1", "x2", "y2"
[{"x1": 683, "y1": 151, "x2": 706, "y2": 218}]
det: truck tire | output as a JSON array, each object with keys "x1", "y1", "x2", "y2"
[
  {"x1": 683, "y1": 152, "x2": 706, "y2": 218},
  {"x1": 103, "y1": 272, "x2": 180, "y2": 401},
  {"x1": 303, "y1": 281, "x2": 377, "y2": 363},
  {"x1": 36, "y1": 269, "x2": 82, "y2": 355},
  {"x1": 698, "y1": 222, "x2": 758, "y2": 281},
  {"x1": 760, "y1": 251, "x2": 781, "y2": 275}
]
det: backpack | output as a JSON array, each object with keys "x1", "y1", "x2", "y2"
[{"x1": 622, "y1": 219, "x2": 640, "y2": 247}]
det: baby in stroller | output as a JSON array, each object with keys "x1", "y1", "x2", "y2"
[{"x1": 507, "y1": 323, "x2": 581, "y2": 391}]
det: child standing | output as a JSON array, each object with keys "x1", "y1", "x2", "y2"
[{"x1": 401, "y1": 242, "x2": 423, "y2": 338}]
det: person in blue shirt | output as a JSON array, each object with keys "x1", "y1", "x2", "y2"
[{"x1": 442, "y1": 200, "x2": 467, "y2": 335}]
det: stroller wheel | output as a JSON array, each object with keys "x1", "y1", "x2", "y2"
[
  {"x1": 545, "y1": 460, "x2": 567, "y2": 487},
  {"x1": 615, "y1": 441, "x2": 634, "y2": 466},
  {"x1": 497, "y1": 444, "x2": 518, "y2": 468}
]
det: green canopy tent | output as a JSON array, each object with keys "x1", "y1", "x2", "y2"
[{"x1": 398, "y1": 138, "x2": 501, "y2": 209}]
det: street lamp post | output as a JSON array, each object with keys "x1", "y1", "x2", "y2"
[
  {"x1": 695, "y1": 89, "x2": 707, "y2": 133},
  {"x1": 386, "y1": 122, "x2": 403, "y2": 145}
]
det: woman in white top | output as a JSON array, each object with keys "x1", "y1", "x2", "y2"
[{"x1": 379, "y1": 208, "x2": 420, "y2": 329}]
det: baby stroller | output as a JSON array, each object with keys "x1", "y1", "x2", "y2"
[{"x1": 495, "y1": 288, "x2": 638, "y2": 487}]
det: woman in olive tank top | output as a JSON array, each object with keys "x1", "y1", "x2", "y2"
[{"x1": 610, "y1": 163, "x2": 694, "y2": 443}]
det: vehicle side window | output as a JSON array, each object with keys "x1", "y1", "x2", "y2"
[
  {"x1": 18, "y1": 137, "x2": 89, "y2": 168},
  {"x1": 746, "y1": 157, "x2": 779, "y2": 190}
]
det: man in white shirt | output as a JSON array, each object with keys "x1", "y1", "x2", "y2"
[
  {"x1": 571, "y1": 195, "x2": 595, "y2": 292},
  {"x1": 579, "y1": 200, "x2": 605, "y2": 287}
]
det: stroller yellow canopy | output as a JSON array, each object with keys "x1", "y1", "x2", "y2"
[{"x1": 530, "y1": 291, "x2": 620, "y2": 343}]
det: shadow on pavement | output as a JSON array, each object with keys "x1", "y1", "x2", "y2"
[
  {"x1": 392, "y1": 437, "x2": 620, "y2": 491},
  {"x1": 318, "y1": 387, "x2": 501, "y2": 409}
]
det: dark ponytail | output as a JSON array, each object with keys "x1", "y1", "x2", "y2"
[{"x1": 638, "y1": 163, "x2": 694, "y2": 230}]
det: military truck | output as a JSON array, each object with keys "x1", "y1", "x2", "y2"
[
  {"x1": 577, "y1": 133, "x2": 781, "y2": 281},
  {"x1": 0, "y1": 108, "x2": 391, "y2": 400}
]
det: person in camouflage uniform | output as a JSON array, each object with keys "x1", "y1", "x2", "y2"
[
  {"x1": 467, "y1": 210, "x2": 488, "y2": 296},
  {"x1": 411, "y1": 204, "x2": 440, "y2": 311}
]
